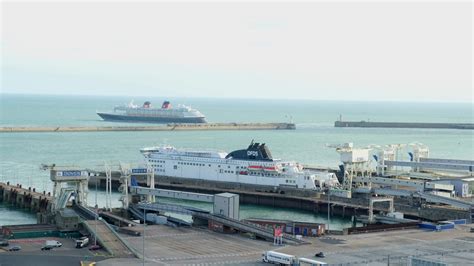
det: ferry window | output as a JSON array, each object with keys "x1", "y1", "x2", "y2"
[
  {"x1": 209, "y1": 164, "x2": 211, "y2": 167},
  {"x1": 173, "y1": 165, "x2": 177, "y2": 170}
]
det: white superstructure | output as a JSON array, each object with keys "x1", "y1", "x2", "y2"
[{"x1": 141, "y1": 141, "x2": 337, "y2": 190}]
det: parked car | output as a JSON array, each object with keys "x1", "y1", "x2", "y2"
[
  {"x1": 0, "y1": 239, "x2": 9, "y2": 247},
  {"x1": 8, "y1": 246, "x2": 21, "y2": 251},
  {"x1": 315, "y1": 251, "x2": 325, "y2": 258},
  {"x1": 89, "y1": 244, "x2": 101, "y2": 251},
  {"x1": 41, "y1": 245, "x2": 54, "y2": 251}
]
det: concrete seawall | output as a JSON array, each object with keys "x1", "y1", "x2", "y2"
[
  {"x1": 335, "y1": 121, "x2": 474, "y2": 130},
  {"x1": 0, "y1": 122, "x2": 296, "y2": 133}
]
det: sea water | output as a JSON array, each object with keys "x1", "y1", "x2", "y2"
[{"x1": 1, "y1": 94, "x2": 473, "y2": 228}]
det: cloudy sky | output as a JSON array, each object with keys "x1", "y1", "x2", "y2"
[{"x1": 1, "y1": 1, "x2": 472, "y2": 102}]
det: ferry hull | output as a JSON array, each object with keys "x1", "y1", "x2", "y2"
[{"x1": 97, "y1": 112, "x2": 207, "y2": 124}]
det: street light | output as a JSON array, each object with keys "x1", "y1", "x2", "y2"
[
  {"x1": 327, "y1": 188, "x2": 330, "y2": 232},
  {"x1": 94, "y1": 178, "x2": 98, "y2": 246},
  {"x1": 143, "y1": 206, "x2": 146, "y2": 266}
]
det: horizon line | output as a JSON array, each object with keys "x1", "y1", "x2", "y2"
[{"x1": 1, "y1": 92, "x2": 473, "y2": 104}]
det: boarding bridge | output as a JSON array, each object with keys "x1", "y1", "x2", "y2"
[
  {"x1": 82, "y1": 219, "x2": 136, "y2": 258},
  {"x1": 72, "y1": 204, "x2": 138, "y2": 258},
  {"x1": 50, "y1": 169, "x2": 89, "y2": 212},
  {"x1": 55, "y1": 188, "x2": 75, "y2": 210},
  {"x1": 352, "y1": 176, "x2": 454, "y2": 192},
  {"x1": 384, "y1": 160, "x2": 473, "y2": 173},
  {"x1": 419, "y1": 158, "x2": 474, "y2": 166},
  {"x1": 131, "y1": 187, "x2": 214, "y2": 203},
  {"x1": 136, "y1": 202, "x2": 210, "y2": 216},
  {"x1": 415, "y1": 192, "x2": 474, "y2": 210}
]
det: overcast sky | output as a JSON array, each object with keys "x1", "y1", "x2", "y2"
[{"x1": 1, "y1": 1, "x2": 472, "y2": 102}]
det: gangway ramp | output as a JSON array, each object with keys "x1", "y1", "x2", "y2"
[
  {"x1": 416, "y1": 192, "x2": 474, "y2": 210},
  {"x1": 385, "y1": 160, "x2": 473, "y2": 172},
  {"x1": 193, "y1": 212, "x2": 307, "y2": 245},
  {"x1": 131, "y1": 186, "x2": 214, "y2": 202},
  {"x1": 420, "y1": 158, "x2": 474, "y2": 166},
  {"x1": 72, "y1": 205, "x2": 138, "y2": 258},
  {"x1": 82, "y1": 219, "x2": 136, "y2": 258},
  {"x1": 136, "y1": 202, "x2": 210, "y2": 215}
]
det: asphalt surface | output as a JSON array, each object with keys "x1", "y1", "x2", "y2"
[{"x1": 0, "y1": 237, "x2": 108, "y2": 266}]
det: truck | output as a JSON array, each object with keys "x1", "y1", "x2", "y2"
[
  {"x1": 262, "y1": 251, "x2": 296, "y2": 265},
  {"x1": 298, "y1": 258, "x2": 328, "y2": 266},
  {"x1": 45, "y1": 240, "x2": 62, "y2": 248},
  {"x1": 75, "y1": 237, "x2": 89, "y2": 248}
]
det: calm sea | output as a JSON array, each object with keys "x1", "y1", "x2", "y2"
[{"x1": 1, "y1": 94, "x2": 473, "y2": 228}]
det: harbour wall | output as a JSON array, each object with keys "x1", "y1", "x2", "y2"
[
  {"x1": 334, "y1": 121, "x2": 474, "y2": 130},
  {"x1": 0, "y1": 122, "x2": 296, "y2": 133},
  {"x1": 0, "y1": 182, "x2": 53, "y2": 216}
]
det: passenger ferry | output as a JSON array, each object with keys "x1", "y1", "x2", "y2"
[
  {"x1": 140, "y1": 141, "x2": 338, "y2": 190},
  {"x1": 97, "y1": 100, "x2": 206, "y2": 123}
]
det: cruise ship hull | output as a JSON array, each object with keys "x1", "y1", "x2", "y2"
[{"x1": 97, "y1": 112, "x2": 207, "y2": 124}]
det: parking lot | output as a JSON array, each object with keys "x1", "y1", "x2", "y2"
[
  {"x1": 0, "y1": 237, "x2": 108, "y2": 266},
  {"x1": 116, "y1": 223, "x2": 474, "y2": 265}
]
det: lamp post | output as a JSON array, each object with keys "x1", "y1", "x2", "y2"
[
  {"x1": 327, "y1": 188, "x2": 330, "y2": 232},
  {"x1": 94, "y1": 177, "x2": 98, "y2": 246},
  {"x1": 143, "y1": 206, "x2": 146, "y2": 266}
]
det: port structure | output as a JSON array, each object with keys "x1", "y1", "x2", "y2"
[
  {"x1": 327, "y1": 143, "x2": 372, "y2": 198},
  {"x1": 129, "y1": 179, "x2": 306, "y2": 244},
  {"x1": 328, "y1": 142, "x2": 474, "y2": 211},
  {"x1": 49, "y1": 167, "x2": 89, "y2": 212},
  {"x1": 368, "y1": 197, "x2": 394, "y2": 224}
]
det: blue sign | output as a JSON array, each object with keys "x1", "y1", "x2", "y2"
[
  {"x1": 132, "y1": 168, "x2": 147, "y2": 174},
  {"x1": 60, "y1": 171, "x2": 82, "y2": 177}
]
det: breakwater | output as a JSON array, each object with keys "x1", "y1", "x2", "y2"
[
  {"x1": 335, "y1": 120, "x2": 474, "y2": 130},
  {"x1": 0, "y1": 122, "x2": 296, "y2": 133}
]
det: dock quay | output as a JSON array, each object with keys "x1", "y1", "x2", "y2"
[
  {"x1": 0, "y1": 122, "x2": 296, "y2": 133},
  {"x1": 88, "y1": 174, "x2": 472, "y2": 222},
  {"x1": 0, "y1": 182, "x2": 53, "y2": 214},
  {"x1": 1, "y1": 165, "x2": 474, "y2": 265},
  {"x1": 334, "y1": 120, "x2": 474, "y2": 129}
]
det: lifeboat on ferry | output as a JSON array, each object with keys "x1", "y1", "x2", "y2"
[
  {"x1": 248, "y1": 165, "x2": 263, "y2": 171},
  {"x1": 263, "y1": 165, "x2": 280, "y2": 172}
]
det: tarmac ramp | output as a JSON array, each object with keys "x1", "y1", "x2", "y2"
[
  {"x1": 82, "y1": 219, "x2": 135, "y2": 258},
  {"x1": 193, "y1": 212, "x2": 308, "y2": 245}
]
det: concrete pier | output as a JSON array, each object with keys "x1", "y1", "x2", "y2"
[
  {"x1": 335, "y1": 120, "x2": 474, "y2": 129},
  {"x1": 0, "y1": 182, "x2": 53, "y2": 214},
  {"x1": 0, "y1": 122, "x2": 296, "y2": 133}
]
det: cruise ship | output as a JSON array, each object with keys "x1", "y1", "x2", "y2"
[
  {"x1": 97, "y1": 100, "x2": 206, "y2": 123},
  {"x1": 140, "y1": 141, "x2": 339, "y2": 190}
]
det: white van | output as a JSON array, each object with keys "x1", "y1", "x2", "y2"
[
  {"x1": 45, "y1": 240, "x2": 62, "y2": 248},
  {"x1": 75, "y1": 237, "x2": 89, "y2": 248}
]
